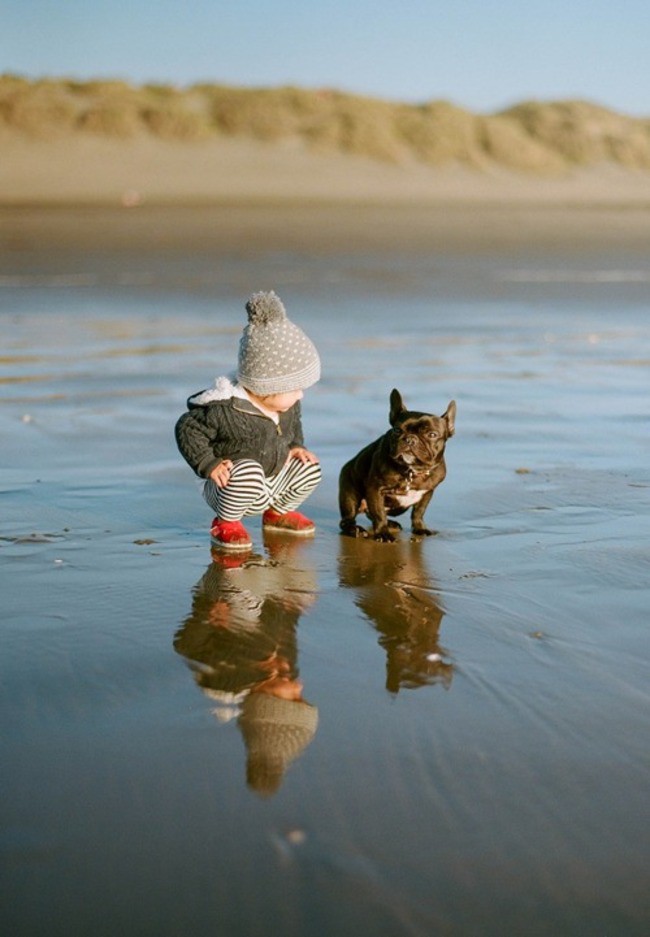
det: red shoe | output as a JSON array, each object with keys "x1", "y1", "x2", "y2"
[
  {"x1": 210, "y1": 518, "x2": 252, "y2": 551},
  {"x1": 262, "y1": 508, "x2": 315, "y2": 536}
]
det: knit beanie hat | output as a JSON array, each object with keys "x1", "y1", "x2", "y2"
[
  {"x1": 239, "y1": 693, "x2": 319, "y2": 796},
  {"x1": 237, "y1": 291, "x2": 321, "y2": 396}
]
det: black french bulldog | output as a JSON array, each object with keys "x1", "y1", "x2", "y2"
[{"x1": 339, "y1": 389, "x2": 456, "y2": 541}]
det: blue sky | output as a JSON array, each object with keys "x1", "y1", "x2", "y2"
[{"x1": 2, "y1": 0, "x2": 649, "y2": 115}]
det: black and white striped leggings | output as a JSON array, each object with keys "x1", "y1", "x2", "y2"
[{"x1": 203, "y1": 458, "x2": 322, "y2": 521}]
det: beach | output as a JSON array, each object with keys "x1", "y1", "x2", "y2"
[
  {"x1": 1, "y1": 199, "x2": 649, "y2": 936},
  {"x1": 4, "y1": 127, "x2": 650, "y2": 208}
]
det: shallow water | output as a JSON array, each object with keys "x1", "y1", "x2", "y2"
[{"x1": 1, "y1": 211, "x2": 649, "y2": 936}]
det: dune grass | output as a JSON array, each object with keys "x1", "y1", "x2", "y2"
[{"x1": 2, "y1": 74, "x2": 649, "y2": 173}]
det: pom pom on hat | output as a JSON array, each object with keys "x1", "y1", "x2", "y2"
[
  {"x1": 237, "y1": 290, "x2": 321, "y2": 395},
  {"x1": 245, "y1": 290, "x2": 287, "y2": 326}
]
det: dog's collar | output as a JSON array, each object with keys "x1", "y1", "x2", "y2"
[{"x1": 390, "y1": 465, "x2": 431, "y2": 494}]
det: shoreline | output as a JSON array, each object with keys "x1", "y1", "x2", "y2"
[{"x1": 3, "y1": 201, "x2": 650, "y2": 256}]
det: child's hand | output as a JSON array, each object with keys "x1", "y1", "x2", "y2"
[
  {"x1": 210, "y1": 459, "x2": 233, "y2": 488},
  {"x1": 290, "y1": 447, "x2": 319, "y2": 464}
]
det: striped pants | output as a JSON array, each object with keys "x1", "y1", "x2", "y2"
[{"x1": 203, "y1": 458, "x2": 322, "y2": 521}]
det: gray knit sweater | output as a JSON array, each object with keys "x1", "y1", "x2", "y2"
[{"x1": 175, "y1": 377, "x2": 304, "y2": 479}]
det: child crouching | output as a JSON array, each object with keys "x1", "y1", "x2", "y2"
[{"x1": 175, "y1": 291, "x2": 321, "y2": 551}]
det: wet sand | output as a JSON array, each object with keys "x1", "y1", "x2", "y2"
[
  {"x1": 1, "y1": 205, "x2": 649, "y2": 936},
  {"x1": 4, "y1": 200, "x2": 650, "y2": 254}
]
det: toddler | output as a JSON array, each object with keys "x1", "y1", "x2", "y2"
[{"x1": 175, "y1": 291, "x2": 321, "y2": 551}]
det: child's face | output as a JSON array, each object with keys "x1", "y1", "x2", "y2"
[{"x1": 259, "y1": 389, "x2": 303, "y2": 413}]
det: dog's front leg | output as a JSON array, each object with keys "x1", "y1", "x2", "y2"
[
  {"x1": 338, "y1": 470, "x2": 370, "y2": 538},
  {"x1": 411, "y1": 490, "x2": 435, "y2": 536},
  {"x1": 366, "y1": 486, "x2": 395, "y2": 542}
]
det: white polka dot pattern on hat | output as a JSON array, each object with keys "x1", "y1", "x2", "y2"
[{"x1": 237, "y1": 291, "x2": 321, "y2": 395}]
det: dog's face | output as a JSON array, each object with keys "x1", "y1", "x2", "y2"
[{"x1": 389, "y1": 389, "x2": 456, "y2": 468}]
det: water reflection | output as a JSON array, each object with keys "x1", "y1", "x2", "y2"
[
  {"x1": 338, "y1": 537, "x2": 453, "y2": 694},
  {"x1": 174, "y1": 537, "x2": 319, "y2": 797}
]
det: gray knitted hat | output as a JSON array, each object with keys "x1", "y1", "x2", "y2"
[
  {"x1": 239, "y1": 693, "x2": 319, "y2": 796},
  {"x1": 237, "y1": 291, "x2": 321, "y2": 395}
]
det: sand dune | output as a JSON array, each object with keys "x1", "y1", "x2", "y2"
[{"x1": 2, "y1": 76, "x2": 650, "y2": 206}]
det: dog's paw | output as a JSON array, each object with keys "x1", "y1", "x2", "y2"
[
  {"x1": 412, "y1": 526, "x2": 435, "y2": 537},
  {"x1": 373, "y1": 529, "x2": 397, "y2": 543},
  {"x1": 340, "y1": 521, "x2": 369, "y2": 539}
]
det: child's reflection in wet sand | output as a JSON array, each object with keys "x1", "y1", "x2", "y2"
[{"x1": 174, "y1": 536, "x2": 319, "y2": 797}]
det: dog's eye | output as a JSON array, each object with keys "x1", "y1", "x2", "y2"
[{"x1": 428, "y1": 431, "x2": 439, "y2": 439}]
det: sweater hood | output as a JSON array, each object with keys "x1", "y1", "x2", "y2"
[{"x1": 188, "y1": 375, "x2": 241, "y2": 407}]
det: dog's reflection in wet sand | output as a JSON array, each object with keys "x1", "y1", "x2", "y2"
[{"x1": 338, "y1": 536, "x2": 453, "y2": 694}]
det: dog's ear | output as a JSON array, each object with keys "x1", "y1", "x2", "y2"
[
  {"x1": 443, "y1": 400, "x2": 456, "y2": 437},
  {"x1": 389, "y1": 388, "x2": 406, "y2": 425}
]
